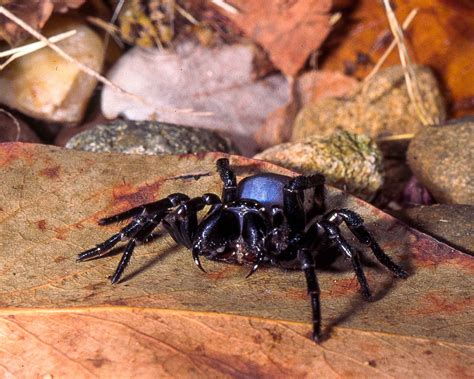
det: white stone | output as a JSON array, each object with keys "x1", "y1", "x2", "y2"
[
  {"x1": 101, "y1": 42, "x2": 289, "y2": 154},
  {"x1": 0, "y1": 17, "x2": 104, "y2": 123}
]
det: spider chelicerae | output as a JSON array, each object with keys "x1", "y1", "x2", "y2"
[{"x1": 78, "y1": 158, "x2": 408, "y2": 342}]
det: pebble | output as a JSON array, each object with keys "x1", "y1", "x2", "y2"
[
  {"x1": 0, "y1": 17, "x2": 104, "y2": 124},
  {"x1": 394, "y1": 204, "x2": 473, "y2": 255},
  {"x1": 292, "y1": 65, "x2": 446, "y2": 141},
  {"x1": 0, "y1": 111, "x2": 41, "y2": 143},
  {"x1": 255, "y1": 71, "x2": 359, "y2": 149},
  {"x1": 254, "y1": 130, "x2": 383, "y2": 200},
  {"x1": 65, "y1": 119, "x2": 239, "y2": 155},
  {"x1": 100, "y1": 42, "x2": 289, "y2": 155},
  {"x1": 407, "y1": 118, "x2": 473, "y2": 204}
]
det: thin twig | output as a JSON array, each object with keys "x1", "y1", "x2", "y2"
[
  {"x1": 363, "y1": 9, "x2": 418, "y2": 87},
  {"x1": 0, "y1": 108, "x2": 21, "y2": 142},
  {"x1": 175, "y1": 3, "x2": 199, "y2": 25},
  {"x1": 211, "y1": 0, "x2": 240, "y2": 15},
  {"x1": 0, "y1": 6, "x2": 209, "y2": 116},
  {"x1": 0, "y1": 30, "x2": 76, "y2": 71},
  {"x1": 0, "y1": 30, "x2": 76, "y2": 58},
  {"x1": 86, "y1": 16, "x2": 123, "y2": 48},
  {"x1": 329, "y1": 13, "x2": 342, "y2": 26},
  {"x1": 103, "y1": 0, "x2": 125, "y2": 51},
  {"x1": 377, "y1": 133, "x2": 414, "y2": 142},
  {"x1": 381, "y1": 0, "x2": 437, "y2": 126}
]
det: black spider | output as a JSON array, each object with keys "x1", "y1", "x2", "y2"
[{"x1": 78, "y1": 158, "x2": 407, "y2": 342}]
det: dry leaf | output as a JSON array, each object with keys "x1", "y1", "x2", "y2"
[
  {"x1": 321, "y1": 0, "x2": 474, "y2": 116},
  {"x1": 52, "y1": 0, "x2": 85, "y2": 13},
  {"x1": 0, "y1": 0, "x2": 85, "y2": 45},
  {"x1": 215, "y1": 0, "x2": 333, "y2": 76},
  {"x1": 0, "y1": 143, "x2": 472, "y2": 376},
  {"x1": 2, "y1": 309, "x2": 473, "y2": 377}
]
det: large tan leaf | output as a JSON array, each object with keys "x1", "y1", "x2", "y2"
[{"x1": 0, "y1": 143, "x2": 472, "y2": 376}]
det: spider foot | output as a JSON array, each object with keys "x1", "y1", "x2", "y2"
[
  {"x1": 390, "y1": 261, "x2": 409, "y2": 278},
  {"x1": 77, "y1": 233, "x2": 123, "y2": 261},
  {"x1": 324, "y1": 209, "x2": 409, "y2": 279},
  {"x1": 312, "y1": 330, "x2": 321, "y2": 344}
]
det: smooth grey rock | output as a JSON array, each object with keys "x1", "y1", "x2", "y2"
[
  {"x1": 65, "y1": 120, "x2": 239, "y2": 155},
  {"x1": 407, "y1": 118, "x2": 473, "y2": 204}
]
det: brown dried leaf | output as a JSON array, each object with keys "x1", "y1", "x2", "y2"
[
  {"x1": 52, "y1": 0, "x2": 85, "y2": 13},
  {"x1": 2, "y1": 309, "x2": 473, "y2": 377},
  {"x1": 217, "y1": 0, "x2": 333, "y2": 76},
  {"x1": 0, "y1": 143, "x2": 473, "y2": 375},
  {"x1": 321, "y1": 0, "x2": 474, "y2": 116},
  {"x1": 0, "y1": 0, "x2": 54, "y2": 45},
  {"x1": 0, "y1": 0, "x2": 85, "y2": 45}
]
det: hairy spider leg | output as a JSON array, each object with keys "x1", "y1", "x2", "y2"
[
  {"x1": 191, "y1": 205, "x2": 242, "y2": 271},
  {"x1": 242, "y1": 212, "x2": 268, "y2": 278},
  {"x1": 77, "y1": 193, "x2": 189, "y2": 261},
  {"x1": 110, "y1": 213, "x2": 164, "y2": 284},
  {"x1": 216, "y1": 158, "x2": 238, "y2": 202},
  {"x1": 319, "y1": 220, "x2": 372, "y2": 300},
  {"x1": 283, "y1": 174, "x2": 325, "y2": 232},
  {"x1": 324, "y1": 209, "x2": 408, "y2": 278},
  {"x1": 162, "y1": 194, "x2": 221, "y2": 272},
  {"x1": 78, "y1": 193, "x2": 195, "y2": 284},
  {"x1": 77, "y1": 214, "x2": 151, "y2": 262},
  {"x1": 298, "y1": 248, "x2": 322, "y2": 343},
  {"x1": 98, "y1": 193, "x2": 190, "y2": 225}
]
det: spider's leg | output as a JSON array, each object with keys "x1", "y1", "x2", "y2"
[
  {"x1": 298, "y1": 248, "x2": 322, "y2": 343},
  {"x1": 110, "y1": 213, "x2": 164, "y2": 284},
  {"x1": 319, "y1": 220, "x2": 372, "y2": 300},
  {"x1": 176, "y1": 194, "x2": 221, "y2": 248},
  {"x1": 98, "y1": 193, "x2": 190, "y2": 225},
  {"x1": 283, "y1": 174, "x2": 325, "y2": 232},
  {"x1": 216, "y1": 158, "x2": 238, "y2": 202},
  {"x1": 191, "y1": 205, "x2": 240, "y2": 272},
  {"x1": 164, "y1": 194, "x2": 221, "y2": 271},
  {"x1": 242, "y1": 212, "x2": 268, "y2": 278},
  {"x1": 325, "y1": 209, "x2": 408, "y2": 278},
  {"x1": 77, "y1": 215, "x2": 149, "y2": 261}
]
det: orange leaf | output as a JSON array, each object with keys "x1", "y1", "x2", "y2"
[
  {"x1": 321, "y1": 0, "x2": 474, "y2": 116},
  {"x1": 0, "y1": 143, "x2": 472, "y2": 375},
  {"x1": 218, "y1": 0, "x2": 333, "y2": 76},
  {"x1": 0, "y1": 0, "x2": 85, "y2": 45}
]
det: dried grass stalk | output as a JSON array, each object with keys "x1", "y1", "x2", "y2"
[
  {"x1": 0, "y1": 108, "x2": 21, "y2": 142},
  {"x1": 363, "y1": 9, "x2": 418, "y2": 87},
  {"x1": 381, "y1": 0, "x2": 438, "y2": 126},
  {"x1": 0, "y1": 30, "x2": 76, "y2": 71},
  {"x1": 0, "y1": 6, "x2": 209, "y2": 117}
]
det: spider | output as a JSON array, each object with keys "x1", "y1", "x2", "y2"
[{"x1": 78, "y1": 158, "x2": 408, "y2": 342}]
